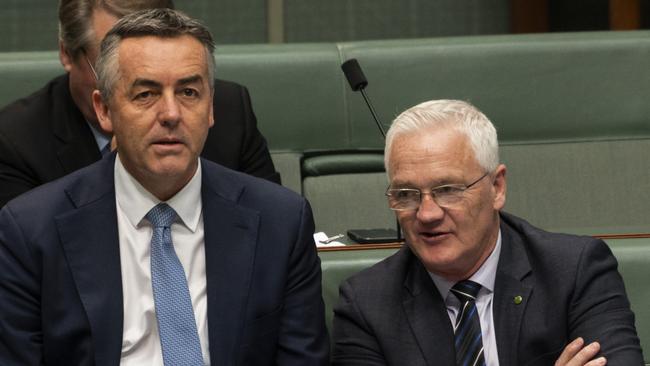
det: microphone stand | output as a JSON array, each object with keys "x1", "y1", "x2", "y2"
[{"x1": 342, "y1": 59, "x2": 402, "y2": 242}]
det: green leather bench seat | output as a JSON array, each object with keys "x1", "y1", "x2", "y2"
[
  {"x1": 319, "y1": 236, "x2": 650, "y2": 364},
  {"x1": 301, "y1": 152, "x2": 391, "y2": 234},
  {"x1": 0, "y1": 51, "x2": 63, "y2": 109},
  {"x1": 607, "y1": 237, "x2": 650, "y2": 362}
]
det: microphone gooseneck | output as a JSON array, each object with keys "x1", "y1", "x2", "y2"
[
  {"x1": 341, "y1": 58, "x2": 386, "y2": 138},
  {"x1": 341, "y1": 58, "x2": 400, "y2": 240}
]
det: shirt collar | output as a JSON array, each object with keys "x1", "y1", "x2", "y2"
[
  {"x1": 114, "y1": 155, "x2": 203, "y2": 232},
  {"x1": 428, "y1": 229, "x2": 502, "y2": 299},
  {"x1": 86, "y1": 120, "x2": 111, "y2": 152}
]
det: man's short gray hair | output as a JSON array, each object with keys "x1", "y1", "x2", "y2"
[
  {"x1": 96, "y1": 8, "x2": 216, "y2": 102},
  {"x1": 385, "y1": 99, "x2": 499, "y2": 175}
]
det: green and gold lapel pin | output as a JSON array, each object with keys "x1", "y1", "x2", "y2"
[{"x1": 514, "y1": 295, "x2": 523, "y2": 305}]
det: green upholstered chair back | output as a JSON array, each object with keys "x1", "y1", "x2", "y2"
[
  {"x1": 608, "y1": 238, "x2": 650, "y2": 362},
  {"x1": 0, "y1": 51, "x2": 63, "y2": 109}
]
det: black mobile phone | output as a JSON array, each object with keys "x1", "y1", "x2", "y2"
[{"x1": 347, "y1": 228, "x2": 399, "y2": 244}]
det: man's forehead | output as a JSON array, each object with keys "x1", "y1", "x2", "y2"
[
  {"x1": 389, "y1": 129, "x2": 478, "y2": 183},
  {"x1": 117, "y1": 35, "x2": 209, "y2": 78},
  {"x1": 391, "y1": 128, "x2": 472, "y2": 161}
]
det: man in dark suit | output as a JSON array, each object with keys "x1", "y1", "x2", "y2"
[
  {"x1": 0, "y1": 0, "x2": 279, "y2": 208},
  {"x1": 0, "y1": 9, "x2": 328, "y2": 365},
  {"x1": 332, "y1": 100, "x2": 643, "y2": 365}
]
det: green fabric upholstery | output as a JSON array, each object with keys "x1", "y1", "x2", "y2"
[
  {"x1": 270, "y1": 152, "x2": 303, "y2": 194},
  {"x1": 608, "y1": 238, "x2": 650, "y2": 362},
  {"x1": 338, "y1": 31, "x2": 650, "y2": 145},
  {"x1": 319, "y1": 237, "x2": 650, "y2": 363},
  {"x1": 502, "y1": 140, "x2": 650, "y2": 235},
  {"x1": 0, "y1": 51, "x2": 62, "y2": 109},
  {"x1": 302, "y1": 152, "x2": 384, "y2": 177},
  {"x1": 214, "y1": 43, "x2": 349, "y2": 152},
  {"x1": 303, "y1": 172, "x2": 393, "y2": 234},
  {"x1": 319, "y1": 247, "x2": 399, "y2": 339},
  {"x1": 301, "y1": 152, "x2": 391, "y2": 234}
]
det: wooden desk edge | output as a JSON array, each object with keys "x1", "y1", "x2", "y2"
[{"x1": 317, "y1": 233, "x2": 650, "y2": 252}]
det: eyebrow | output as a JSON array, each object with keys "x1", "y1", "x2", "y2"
[
  {"x1": 177, "y1": 74, "x2": 203, "y2": 86},
  {"x1": 131, "y1": 78, "x2": 162, "y2": 90},
  {"x1": 130, "y1": 74, "x2": 204, "y2": 91}
]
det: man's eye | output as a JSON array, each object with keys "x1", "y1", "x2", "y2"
[
  {"x1": 134, "y1": 91, "x2": 153, "y2": 100},
  {"x1": 395, "y1": 190, "x2": 419, "y2": 199},
  {"x1": 434, "y1": 186, "x2": 463, "y2": 196},
  {"x1": 181, "y1": 88, "x2": 198, "y2": 97}
]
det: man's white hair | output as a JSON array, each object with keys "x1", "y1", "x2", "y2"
[{"x1": 384, "y1": 99, "x2": 499, "y2": 176}]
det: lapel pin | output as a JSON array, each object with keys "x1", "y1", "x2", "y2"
[{"x1": 514, "y1": 295, "x2": 523, "y2": 305}]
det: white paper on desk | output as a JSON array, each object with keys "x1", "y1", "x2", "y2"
[{"x1": 313, "y1": 232, "x2": 346, "y2": 247}]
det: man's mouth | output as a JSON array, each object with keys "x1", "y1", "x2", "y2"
[
  {"x1": 153, "y1": 137, "x2": 182, "y2": 145},
  {"x1": 419, "y1": 231, "x2": 450, "y2": 239}
]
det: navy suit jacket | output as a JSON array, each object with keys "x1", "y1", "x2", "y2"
[
  {"x1": 332, "y1": 212, "x2": 644, "y2": 366},
  {"x1": 0, "y1": 74, "x2": 280, "y2": 207},
  {"x1": 0, "y1": 154, "x2": 329, "y2": 365}
]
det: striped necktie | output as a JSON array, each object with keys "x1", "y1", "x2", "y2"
[
  {"x1": 450, "y1": 280, "x2": 486, "y2": 366},
  {"x1": 147, "y1": 203, "x2": 204, "y2": 366}
]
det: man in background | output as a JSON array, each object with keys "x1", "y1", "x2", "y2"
[
  {"x1": 0, "y1": 0, "x2": 279, "y2": 207},
  {"x1": 0, "y1": 9, "x2": 328, "y2": 365},
  {"x1": 332, "y1": 99, "x2": 643, "y2": 365}
]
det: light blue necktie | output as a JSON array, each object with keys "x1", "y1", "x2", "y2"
[
  {"x1": 147, "y1": 203, "x2": 204, "y2": 366},
  {"x1": 451, "y1": 280, "x2": 486, "y2": 366}
]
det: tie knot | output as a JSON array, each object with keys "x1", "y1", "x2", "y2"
[
  {"x1": 450, "y1": 280, "x2": 482, "y2": 302},
  {"x1": 146, "y1": 203, "x2": 177, "y2": 228}
]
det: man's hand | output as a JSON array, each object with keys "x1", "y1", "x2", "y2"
[{"x1": 555, "y1": 337, "x2": 607, "y2": 366}]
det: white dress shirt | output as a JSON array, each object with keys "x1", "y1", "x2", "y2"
[
  {"x1": 114, "y1": 156, "x2": 210, "y2": 365},
  {"x1": 429, "y1": 230, "x2": 502, "y2": 366}
]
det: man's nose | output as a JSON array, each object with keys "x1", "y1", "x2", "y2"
[
  {"x1": 158, "y1": 93, "x2": 181, "y2": 127},
  {"x1": 416, "y1": 193, "x2": 445, "y2": 223}
]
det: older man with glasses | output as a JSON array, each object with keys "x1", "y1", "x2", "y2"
[{"x1": 331, "y1": 99, "x2": 643, "y2": 366}]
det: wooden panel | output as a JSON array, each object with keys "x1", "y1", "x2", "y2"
[
  {"x1": 511, "y1": 0, "x2": 549, "y2": 33},
  {"x1": 267, "y1": 0, "x2": 285, "y2": 43},
  {"x1": 610, "y1": 0, "x2": 641, "y2": 29}
]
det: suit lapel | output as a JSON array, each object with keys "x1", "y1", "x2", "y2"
[
  {"x1": 55, "y1": 155, "x2": 123, "y2": 366},
  {"x1": 493, "y1": 220, "x2": 533, "y2": 366},
  {"x1": 52, "y1": 74, "x2": 102, "y2": 175},
  {"x1": 402, "y1": 253, "x2": 456, "y2": 366},
  {"x1": 200, "y1": 163, "x2": 260, "y2": 365}
]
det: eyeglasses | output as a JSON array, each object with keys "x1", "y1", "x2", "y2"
[
  {"x1": 82, "y1": 48, "x2": 98, "y2": 81},
  {"x1": 385, "y1": 171, "x2": 490, "y2": 211}
]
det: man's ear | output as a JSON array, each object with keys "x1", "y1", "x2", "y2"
[
  {"x1": 208, "y1": 89, "x2": 215, "y2": 128},
  {"x1": 59, "y1": 41, "x2": 74, "y2": 72},
  {"x1": 492, "y1": 164, "x2": 507, "y2": 211},
  {"x1": 92, "y1": 90, "x2": 113, "y2": 134}
]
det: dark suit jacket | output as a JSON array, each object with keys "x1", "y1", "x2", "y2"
[
  {"x1": 331, "y1": 212, "x2": 644, "y2": 366},
  {"x1": 0, "y1": 154, "x2": 329, "y2": 365},
  {"x1": 0, "y1": 73, "x2": 280, "y2": 207}
]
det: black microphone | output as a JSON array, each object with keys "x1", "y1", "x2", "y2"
[
  {"x1": 341, "y1": 59, "x2": 386, "y2": 138},
  {"x1": 341, "y1": 58, "x2": 401, "y2": 242}
]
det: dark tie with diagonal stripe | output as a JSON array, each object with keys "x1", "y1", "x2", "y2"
[{"x1": 450, "y1": 280, "x2": 486, "y2": 366}]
